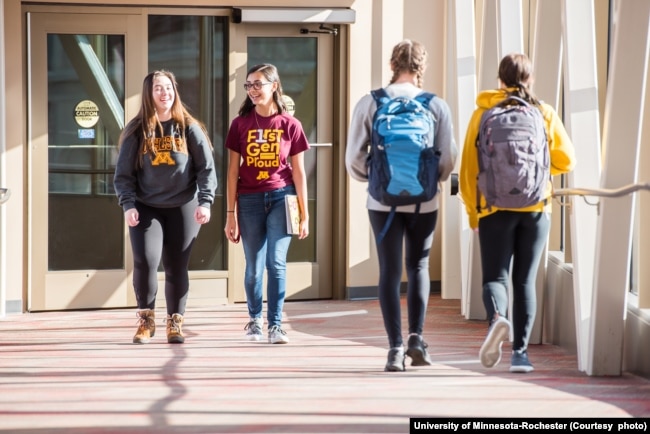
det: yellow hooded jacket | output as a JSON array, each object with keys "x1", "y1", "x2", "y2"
[{"x1": 459, "y1": 89, "x2": 577, "y2": 229}]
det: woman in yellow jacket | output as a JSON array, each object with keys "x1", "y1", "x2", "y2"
[{"x1": 459, "y1": 53, "x2": 576, "y2": 373}]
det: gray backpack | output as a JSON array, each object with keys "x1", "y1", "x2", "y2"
[{"x1": 475, "y1": 96, "x2": 550, "y2": 212}]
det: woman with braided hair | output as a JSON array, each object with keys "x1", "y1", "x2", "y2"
[{"x1": 346, "y1": 40, "x2": 458, "y2": 371}]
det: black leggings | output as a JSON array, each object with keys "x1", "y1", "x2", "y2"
[
  {"x1": 369, "y1": 210, "x2": 438, "y2": 348},
  {"x1": 478, "y1": 211, "x2": 550, "y2": 352},
  {"x1": 129, "y1": 199, "x2": 201, "y2": 315}
]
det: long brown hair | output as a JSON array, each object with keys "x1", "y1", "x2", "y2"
[
  {"x1": 389, "y1": 39, "x2": 427, "y2": 88},
  {"x1": 498, "y1": 53, "x2": 540, "y2": 105},
  {"x1": 238, "y1": 63, "x2": 288, "y2": 117},
  {"x1": 118, "y1": 70, "x2": 211, "y2": 165}
]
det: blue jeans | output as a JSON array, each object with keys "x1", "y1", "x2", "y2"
[{"x1": 237, "y1": 186, "x2": 295, "y2": 328}]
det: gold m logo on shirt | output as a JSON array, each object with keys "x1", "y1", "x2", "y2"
[{"x1": 151, "y1": 151, "x2": 176, "y2": 166}]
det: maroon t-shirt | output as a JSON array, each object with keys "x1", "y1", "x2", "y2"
[{"x1": 225, "y1": 111, "x2": 310, "y2": 194}]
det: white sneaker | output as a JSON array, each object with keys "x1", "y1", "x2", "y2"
[
  {"x1": 268, "y1": 325, "x2": 290, "y2": 344},
  {"x1": 479, "y1": 316, "x2": 511, "y2": 368},
  {"x1": 244, "y1": 318, "x2": 263, "y2": 341}
]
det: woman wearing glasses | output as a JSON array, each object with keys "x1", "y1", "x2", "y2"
[{"x1": 224, "y1": 63, "x2": 310, "y2": 344}]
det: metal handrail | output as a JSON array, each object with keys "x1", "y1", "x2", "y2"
[{"x1": 553, "y1": 182, "x2": 650, "y2": 198}]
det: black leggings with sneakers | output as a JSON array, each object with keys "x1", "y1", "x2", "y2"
[
  {"x1": 478, "y1": 210, "x2": 550, "y2": 352},
  {"x1": 369, "y1": 209, "x2": 438, "y2": 349}
]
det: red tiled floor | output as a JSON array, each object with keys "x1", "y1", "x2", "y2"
[{"x1": 0, "y1": 294, "x2": 648, "y2": 433}]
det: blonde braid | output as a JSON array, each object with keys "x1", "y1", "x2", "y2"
[{"x1": 388, "y1": 40, "x2": 427, "y2": 88}]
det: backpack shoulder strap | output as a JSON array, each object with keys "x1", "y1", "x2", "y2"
[
  {"x1": 415, "y1": 91, "x2": 436, "y2": 107},
  {"x1": 376, "y1": 207, "x2": 396, "y2": 244},
  {"x1": 371, "y1": 88, "x2": 390, "y2": 107},
  {"x1": 376, "y1": 202, "x2": 422, "y2": 244}
]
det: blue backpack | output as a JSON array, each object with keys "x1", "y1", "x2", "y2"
[{"x1": 368, "y1": 88, "x2": 440, "y2": 242}]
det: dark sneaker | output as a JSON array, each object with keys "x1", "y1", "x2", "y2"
[
  {"x1": 244, "y1": 318, "x2": 263, "y2": 341},
  {"x1": 384, "y1": 347, "x2": 405, "y2": 372},
  {"x1": 510, "y1": 350, "x2": 534, "y2": 373},
  {"x1": 268, "y1": 325, "x2": 290, "y2": 344},
  {"x1": 479, "y1": 316, "x2": 511, "y2": 368},
  {"x1": 406, "y1": 334, "x2": 433, "y2": 366}
]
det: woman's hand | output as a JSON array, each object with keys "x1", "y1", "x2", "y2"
[
  {"x1": 224, "y1": 213, "x2": 240, "y2": 243},
  {"x1": 125, "y1": 208, "x2": 139, "y2": 227},
  {"x1": 298, "y1": 217, "x2": 309, "y2": 240},
  {"x1": 194, "y1": 206, "x2": 211, "y2": 225}
]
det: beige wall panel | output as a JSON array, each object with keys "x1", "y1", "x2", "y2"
[
  {"x1": 347, "y1": 0, "x2": 376, "y2": 289},
  {"x1": 4, "y1": 0, "x2": 26, "y2": 312}
]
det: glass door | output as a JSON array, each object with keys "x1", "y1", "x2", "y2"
[
  {"x1": 230, "y1": 24, "x2": 334, "y2": 301},
  {"x1": 28, "y1": 12, "x2": 145, "y2": 310}
]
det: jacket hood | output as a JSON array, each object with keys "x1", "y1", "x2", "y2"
[{"x1": 476, "y1": 89, "x2": 509, "y2": 109}]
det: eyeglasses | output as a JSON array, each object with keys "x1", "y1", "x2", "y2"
[{"x1": 243, "y1": 81, "x2": 273, "y2": 91}]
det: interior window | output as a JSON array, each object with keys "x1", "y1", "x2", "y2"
[{"x1": 148, "y1": 15, "x2": 228, "y2": 271}]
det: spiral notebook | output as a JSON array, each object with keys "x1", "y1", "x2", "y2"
[{"x1": 285, "y1": 194, "x2": 300, "y2": 235}]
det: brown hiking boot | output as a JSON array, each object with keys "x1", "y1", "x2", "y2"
[
  {"x1": 133, "y1": 309, "x2": 156, "y2": 344},
  {"x1": 166, "y1": 313, "x2": 185, "y2": 344}
]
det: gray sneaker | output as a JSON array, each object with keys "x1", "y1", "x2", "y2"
[
  {"x1": 268, "y1": 325, "x2": 290, "y2": 344},
  {"x1": 406, "y1": 334, "x2": 433, "y2": 366},
  {"x1": 510, "y1": 350, "x2": 534, "y2": 373},
  {"x1": 244, "y1": 318, "x2": 263, "y2": 341},
  {"x1": 479, "y1": 316, "x2": 511, "y2": 368},
  {"x1": 384, "y1": 347, "x2": 405, "y2": 372}
]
